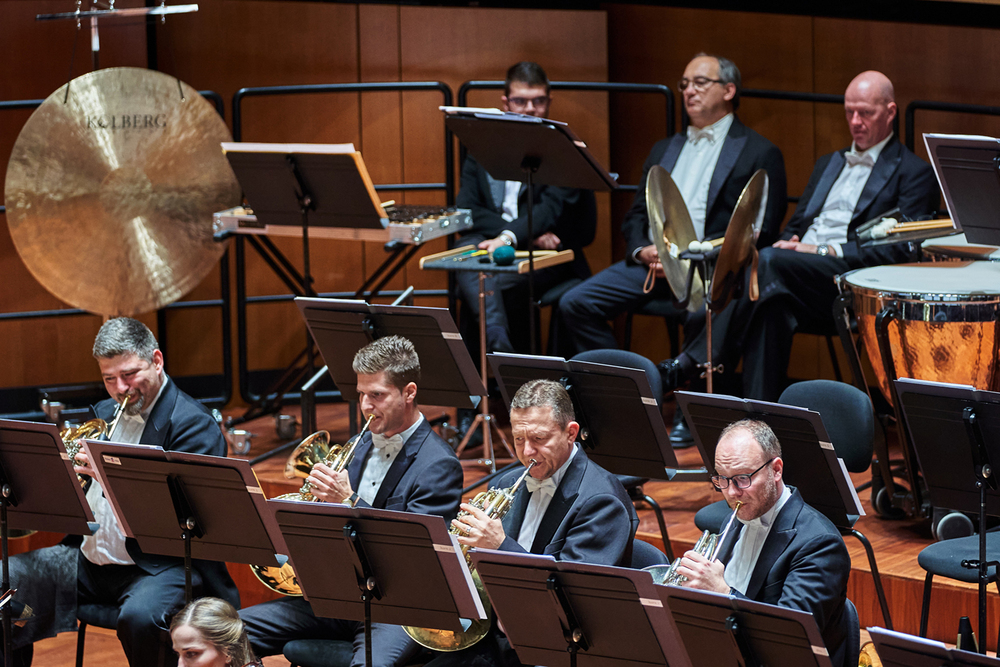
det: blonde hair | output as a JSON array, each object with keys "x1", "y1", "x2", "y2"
[{"x1": 170, "y1": 597, "x2": 256, "y2": 666}]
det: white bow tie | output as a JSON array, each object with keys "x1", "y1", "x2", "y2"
[
  {"x1": 687, "y1": 125, "x2": 716, "y2": 144},
  {"x1": 844, "y1": 151, "x2": 875, "y2": 168},
  {"x1": 525, "y1": 476, "x2": 557, "y2": 495},
  {"x1": 371, "y1": 432, "x2": 404, "y2": 452}
]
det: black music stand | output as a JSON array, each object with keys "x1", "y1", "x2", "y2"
[
  {"x1": 894, "y1": 378, "x2": 1000, "y2": 651},
  {"x1": 82, "y1": 440, "x2": 288, "y2": 603},
  {"x1": 868, "y1": 627, "x2": 1000, "y2": 667},
  {"x1": 269, "y1": 500, "x2": 485, "y2": 667},
  {"x1": 659, "y1": 585, "x2": 834, "y2": 667},
  {"x1": 470, "y1": 550, "x2": 691, "y2": 667},
  {"x1": 444, "y1": 109, "x2": 616, "y2": 353},
  {"x1": 487, "y1": 353, "x2": 680, "y2": 480},
  {"x1": 0, "y1": 420, "x2": 98, "y2": 666},
  {"x1": 924, "y1": 134, "x2": 1000, "y2": 246}
]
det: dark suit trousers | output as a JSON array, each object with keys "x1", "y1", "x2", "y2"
[
  {"x1": 557, "y1": 259, "x2": 685, "y2": 355},
  {"x1": 240, "y1": 596, "x2": 421, "y2": 667},
  {"x1": 77, "y1": 551, "x2": 196, "y2": 667},
  {"x1": 682, "y1": 247, "x2": 850, "y2": 401}
]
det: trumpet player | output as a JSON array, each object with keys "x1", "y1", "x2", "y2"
[
  {"x1": 424, "y1": 379, "x2": 637, "y2": 667},
  {"x1": 676, "y1": 420, "x2": 855, "y2": 667},
  {"x1": 240, "y1": 335, "x2": 463, "y2": 667}
]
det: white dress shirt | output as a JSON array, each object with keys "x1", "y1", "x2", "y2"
[
  {"x1": 669, "y1": 113, "x2": 735, "y2": 241},
  {"x1": 724, "y1": 484, "x2": 792, "y2": 595},
  {"x1": 800, "y1": 134, "x2": 892, "y2": 256},
  {"x1": 81, "y1": 376, "x2": 168, "y2": 566},
  {"x1": 499, "y1": 181, "x2": 521, "y2": 246},
  {"x1": 356, "y1": 414, "x2": 424, "y2": 505},
  {"x1": 516, "y1": 444, "x2": 579, "y2": 552}
]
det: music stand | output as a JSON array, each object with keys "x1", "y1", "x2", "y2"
[
  {"x1": 659, "y1": 585, "x2": 834, "y2": 667},
  {"x1": 924, "y1": 134, "x2": 1000, "y2": 246},
  {"x1": 82, "y1": 440, "x2": 288, "y2": 603},
  {"x1": 443, "y1": 108, "x2": 616, "y2": 352},
  {"x1": 868, "y1": 627, "x2": 1000, "y2": 667},
  {"x1": 894, "y1": 378, "x2": 1000, "y2": 651},
  {"x1": 470, "y1": 549, "x2": 691, "y2": 667},
  {"x1": 269, "y1": 500, "x2": 485, "y2": 667},
  {"x1": 487, "y1": 352, "x2": 681, "y2": 480},
  {"x1": 0, "y1": 420, "x2": 98, "y2": 666}
]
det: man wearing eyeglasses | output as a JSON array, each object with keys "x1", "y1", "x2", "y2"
[
  {"x1": 558, "y1": 53, "x2": 786, "y2": 440},
  {"x1": 653, "y1": 71, "x2": 938, "y2": 402},
  {"x1": 677, "y1": 419, "x2": 853, "y2": 667},
  {"x1": 454, "y1": 61, "x2": 597, "y2": 355}
]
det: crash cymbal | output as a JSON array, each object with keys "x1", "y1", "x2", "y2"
[
  {"x1": 4, "y1": 67, "x2": 240, "y2": 316},
  {"x1": 711, "y1": 169, "x2": 767, "y2": 312},
  {"x1": 645, "y1": 165, "x2": 703, "y2": 310}
]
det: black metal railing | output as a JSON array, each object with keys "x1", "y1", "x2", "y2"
[{"x1": 905, "y1": 99, "x2": 1000, "y2": 152}]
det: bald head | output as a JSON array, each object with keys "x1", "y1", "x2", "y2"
[{"x1": 844, "y1": 70, "x2": 897, "y2": 151}]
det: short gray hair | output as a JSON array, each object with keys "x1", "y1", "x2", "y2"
[
  {"x1": 509, "y1": 379, "x2": 574, "y2": 428},
  {"x1": 352, "y1": 335, "x2": 420, "y2": 390},
  {"x1": 695, "y1": 52, "x2": 741, "y2": 110},
  {"x1": 719, "y1": 419, "x2": 781, "y2": 459},
  {"x1": 92, "y1": 318, "x2": 159, "y2": 362}
]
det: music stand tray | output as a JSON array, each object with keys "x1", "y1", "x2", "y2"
[
  {"x1": 868, "y1": 627, "x2": 1000, "y2": 667},
  {"x1": 82, "y1": 441, "x2": 287, "y2": 566},
  {"x1": 924, "y1": 133, "x2": 1000, "y2": 246},
  {"x1": 488, "y1": 353, "x2": 678, "y2": 479},
  {"x1": 0, "y1": 419, "x2": 96, "y2": 535},
  {"x1": 675, "y1": 391, "x2": 863, "y2": 529},
  {"x1": 470, "y1": 550, "x2": 691, "y2": 667},
  {"x1": 268, "y1": 500, "x2": 484, "y2": 629},
  {"x1": 419, "y1": 245, "x2": 575, "y2": 275},
  {"x1": 295, "y1": 297, "x2": 485, "y2": 409},
  {"x1": 659, "y1": 585, "x2": 834, "y2": 667}
]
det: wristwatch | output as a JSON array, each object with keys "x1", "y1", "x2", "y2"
[
  {"x1": 817, "y1": 244, "x2": 830, "y2": 257},
  {"x1": 345, "y1": 491, "x2": 359, "y2": 507}
]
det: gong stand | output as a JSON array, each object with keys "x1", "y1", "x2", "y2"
[{"x1": 676, "y1": 248, "x2": 722, "y2": 394}]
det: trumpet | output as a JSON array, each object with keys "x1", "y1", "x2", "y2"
[
  {"x1": 403, "y1": 460, "x2": 538, "y2": 652},
  {"x1": 646, "y1": 501, "x2": 742, "y2": 586},
  {"x1": 251, "y1": 414, "x2": 376, "y2": 596},
  {"x1": 60, "y1": 395, "x2": 129, "y2": 487}
]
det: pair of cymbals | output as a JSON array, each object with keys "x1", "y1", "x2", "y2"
[
  {"x1": 4, "y1": 67, "x2": 241, "y2": 316},
  {"x1": 646, "y1": 165, "x2": 766, "y2": 312}
]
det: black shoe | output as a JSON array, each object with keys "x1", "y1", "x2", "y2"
[
  {"x1": 657, "y1": 358, "x2": 686, "y2": 394},
  {"x1": 669, "y1": 410, "x2": 695, "y2": 449}
]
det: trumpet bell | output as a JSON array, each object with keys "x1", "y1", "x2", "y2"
[
  {"x1": 283, "y1": 431, "x2": 331, "y2": 480},
  {"x1": 646, "y1": 165, "x2": 704, "y2": 310},
  {"x1": 859, "y1": 641, "x2": 882, "y2": 667}
]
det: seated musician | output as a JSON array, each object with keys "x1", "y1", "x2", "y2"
[
  {"x1": 655, "y1": 70, "x2": 940, "y2": 401},
  {"x1": 557, "y1": 52, "x2": 787, "y2": 443},
  {"x1": 676, "y1": 419, "x2": 854, "y2": 667},
  {"x1": 12, "y1": 317, "x2": 238, "y2": 667},
  {"x1": 239, "y1": 335, "x2": 463, "y2": 667},
  {"x1": 422, "y1": 379, "x2": 638, "y2": 667},
  {"x1": 455, "y1": 61, "x2": 597, "y2": 354}
]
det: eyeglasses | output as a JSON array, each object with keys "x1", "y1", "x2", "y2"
[
  {"x1": 711, "y1": 457, "x2": 776, "y2": 490},
  {"x1": 508, "y1": 96, "x2": 550, "y2": 109},
  {"x1": 678, "y1": 77, "x2": 724, "y2": 93}
]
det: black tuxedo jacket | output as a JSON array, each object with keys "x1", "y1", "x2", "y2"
[
  {"x1": 345, "y1": 417, "x2": 463, "y2": 520},
  {"x1": 725, "y1": 487, "x2": 852, "y2": 667},
  {"x1": 494, "y1": 448, "x2": 638, "y2": 567},
  {"x1": 456, "y1": 155, "x2": 597, "y2": 278},
  {"x1": 780, "y1": 136, "x2": 938, "y2": 269},
  {"x1": 93, "y1": 377, "x2": 239, "y2": 607},
  {"x1": 622, "y1": 118, "x2": 788, "y2": 256}
]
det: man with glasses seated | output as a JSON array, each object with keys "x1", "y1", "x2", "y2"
[
  {"x1": 454, "y1": 61, "x2": 597, "y2": 355},
  {"x1": 675, "y1": 419, "x2": 854, "y2": 667},
  {"x1": 557, "y1": 53, "x2": 787, "y2": 442}
]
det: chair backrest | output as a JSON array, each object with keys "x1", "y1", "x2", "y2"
[
  {"x1": 630, "y1": 538, "x2": 670, "y2": 569},
  {"x1": 843, "y1": 598, "x2": 860, "y2": 667},
  {"x1": 570, "y1": 349, "x2": 663, "y2": 407},
  {"x1": 778, "y1": 379, "x2": 874, "y2": 473}
]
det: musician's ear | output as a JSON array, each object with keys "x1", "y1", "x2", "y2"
[
  {"x1": 771, "y1": 456, "x2": 783, "y2": 484},
  {"x1": 566, "y1": 420, "x2": 581, "y2": 444}
]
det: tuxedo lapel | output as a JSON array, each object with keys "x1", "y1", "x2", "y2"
[
  {"x1": 486, "y1": 172, "x2": 505, "y2": 211},
  {"x1": 853, "y1": 140, "x2": 902, "y2": 222},
  {"x1": 502, "y1": 485, "x2": 531, "y2": 542},
  {"x1": 706, "y1": 124, "x2": 748, "y2": 216},
  {"x1": 716, "y1": 520, "x2": 743, "y2": 566},
  {"x1": 370, "y1": 422, "x2": 426, "y2": 509},
  {"x1": 531, "y1": 451, "x2": 586, "y2": 553},
  {"x1": 805, "y1": 152, "x2": 846, "y2": 220},
  {"x1": 347, "y1": 435, "x2": 372, "y2": 491},
  {"x1": 744, "y1": 491, "x2": 801, "y2": 599},
  {"x1": 658, "y1": 134, "x2": 686, "y2": 172},
  {"x1": 139, "y1": 377, "x2": 177, "y2": 449}
]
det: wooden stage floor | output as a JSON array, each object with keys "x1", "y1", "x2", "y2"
[{"x1": 29, "y1": 398, "x2": 1000, "y2": 664}]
